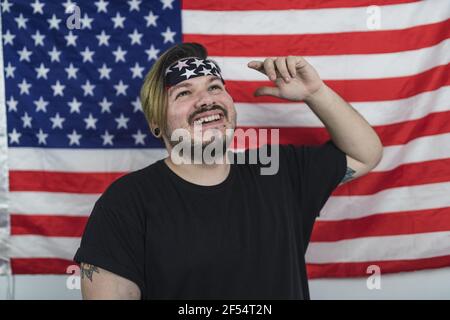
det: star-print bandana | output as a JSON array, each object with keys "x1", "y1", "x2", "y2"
[{"x1": 164, "y1": 57, "x2": 225, "y2": 88}]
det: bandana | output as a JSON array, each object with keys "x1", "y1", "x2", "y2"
[{"x1": 164, "y1": 57, "x2": 225, "y2": 88}]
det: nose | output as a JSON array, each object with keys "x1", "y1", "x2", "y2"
[{"x1": 194, "y1": 89, "x2": 215, "y2": 109}]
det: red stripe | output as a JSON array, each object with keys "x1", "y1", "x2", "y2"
[
  {"x1": 307, "y1": 254, "x2": 450, "y2": 278},
  {"x1": 9, "y1": 171, "x2": 126, "y2": 194},
  {"x1": 182, "y1": 0, "x2": 419, "y2": 11},
  {"x1": 236, "y1": 109, "x2": 450, "y2": 147},
  {"x1": 11, "y1": 258, "x2": 77, "y2": 275},
  {"x1": 226, "y1": 64, "x2": 450, "y2": 103},
  {"x1": 184, "y1": 20, "x2": 450, "y2": 56},
  {"x1": 11, "y1": 255, "x2": 450, "y2": 277},
  {"x1": 10, "y1": 206, "x2": 450, "y2": 240},
  {"x1": 11, "y1": 215, "x2": 88, "y2": 237},
  {"x1": 312, "y1": 207, "x2": 450, "y2": 242},
  {"x1": 334, "y1": 157, "x2": 450, "y2": 196}
]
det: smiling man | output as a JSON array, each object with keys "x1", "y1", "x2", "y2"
[{"x1": 74, "y1": 43, "x2": 383, "y2": 300}]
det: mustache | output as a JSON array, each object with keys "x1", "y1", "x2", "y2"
[{"x1": 188, "y1": 104, "x2": 228, "y2": 124}]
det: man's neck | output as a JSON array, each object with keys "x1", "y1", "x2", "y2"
[{"x1": 164, "y1": 157, "x2": 231, "y2": 186}]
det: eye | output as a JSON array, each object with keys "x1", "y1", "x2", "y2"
[
  {"x1": 175, "y1": 90, "x2": 190, "y2": 99},
  {"x1": 209, "y1": 84, "x2": 222, "y2": 91}
]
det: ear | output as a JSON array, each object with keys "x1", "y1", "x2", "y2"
[{"x1": 149, "y1": 121, "x2": 162, "y2": 138}]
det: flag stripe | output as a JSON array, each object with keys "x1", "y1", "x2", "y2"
[
  {"x1": 305, "y1": 231, "x2": 450, "y2": 263},
  {"x1": 312, "y1": 207, "x2": 450, "y2": 242},
  {"x1": 8, "y1": 156, "x2": 450, "y2": 196},
  {"x1": 184, "y1": 19, "x2": 450, "y2": 56},
  {"x1": 9, "y1": 192, "x2": 98, "y2": 216},
  {"x1": 8, "y1": 133, "x2": 450, "y2": 173},
  {"x1": 320, "y1": 182, "x2": 450, "y2": 221},
  {"x1": 9, "y1": 235, "x2": 79, "y2": 259},
  {"x1": 214, "y1": 39, "x2": 450, "y2": 80},
  {"x1": 306, "y1": 254, "x2": 450, "y2": 279},
  {"x1": 11, "y1": 206, "x2": 450, "y2": 240},
  {"x1": 226, "y1": 64, "x2": 450, "y2": 103},
  {"x1": 235, "y1": 87, "x2": 450, "y2": 128},
  {"x1": 8, "y1": 148, "x2": 167, "y2": 172},
  {"x1": 182, "y1": 0, "x2": 420, "y2": 11},
  {"x1": 11, "y1": 215, "x2": 88, "y2": 237},
  {"x1": 334, "y1": 158, "x2": 450, "y2": 196},
  {"x1": 9, "y1": 231, "x2": 450, "y2": 263},
  {"x1": 9, "y1": 181, "x2": 450, "y2": 225},
  {"x1": 9, "y1": 171, "x2": 125, "y2": 194},
  {"x1": 11, "y1": 258, "x2": 75, "y2": 275},
  {"x1": 238, "y1": 109, "x2": 450, "y2": 147},
  {"x1": 182, "y1": 1, "x2": 449, "y2": 34}
]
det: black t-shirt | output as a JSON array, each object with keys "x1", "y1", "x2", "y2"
[{"x1": 74, "y1": 141, "x2": 347, "y2": 299}]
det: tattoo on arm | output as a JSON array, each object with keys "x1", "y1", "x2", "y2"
[
  {"x1": 342, "y1": 167, "x2": 356, "y2": 183},
  {"x1": 80, "y1": 263, "x2": 100, "y2": 282}
]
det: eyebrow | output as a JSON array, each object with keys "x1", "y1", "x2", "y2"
[{"x1": 168, "y1": 76, "x2": 222, "y2": 97}]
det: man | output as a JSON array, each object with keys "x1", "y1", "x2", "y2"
[{"x1": 74, "y1": 43, "x2": 383, "y2": 300}]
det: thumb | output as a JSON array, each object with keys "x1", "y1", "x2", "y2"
[{"x1": 254, "y1": 86, "x2": 280, "y2": 98}]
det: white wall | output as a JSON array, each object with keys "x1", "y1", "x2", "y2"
[{"x1": 1, "y1": 267, "x2": 450, "y2": 300}]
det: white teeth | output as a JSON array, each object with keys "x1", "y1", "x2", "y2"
[{"x1": 193, "y1": 114, "x2": 221, "y2": 125}]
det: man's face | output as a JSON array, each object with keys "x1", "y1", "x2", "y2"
[{"x1": 163, "y1": 75, "x2": 237, "y2": 151}]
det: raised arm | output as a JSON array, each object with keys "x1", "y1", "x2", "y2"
[
  {"x1": 248, "y1": 56, "x2": 383, "y2": 184},
  {"x1": 80, "y1": 262, "x2": 141, "y2": 300}
]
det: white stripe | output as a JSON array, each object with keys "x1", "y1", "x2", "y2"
[
  {"x1": 320, "y1": 181, "x2": 450, "y2": 221},
  {"x1": 8, "y1": 235, "x2": 80, "y2": 259},
  {"x1": 9, "y1": 192, "x2": 99, "y2": 216},
  {"x1": 306, "y1": 231, "x2": 450, "y2": 263},
  {"x1": 8, "y1": 148, "x2": 167, "y2": 172},
  {"x1": 8, "y1": 231, "x2": 450, "y2": 263},
  {"x1": 214, "y1": 39, "x2": 450, "y2": 80},
  {"x1": 183, "y1": 1, "x2": 450, "y2": 35},
  {"x1": 236, "y1": 86, "x2": 450, "y2": 127},
  {"x1": 9, "y1": 132, "x2": 450, "y2": 181},
  {"x1": 376, "y1": 133, "x2": 450, "y2": 172}
]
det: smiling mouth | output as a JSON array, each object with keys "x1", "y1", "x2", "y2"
[
  {"x1": 193, "y1": 113, "x2": 224, "y2": 126},
  {"x1": 190, "y1": 105, "x2": 227, "y2": 127}
]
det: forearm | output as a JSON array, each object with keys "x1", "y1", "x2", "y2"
[{"x1": 304, "y1": 84, "x2": 383, "y2": 166}]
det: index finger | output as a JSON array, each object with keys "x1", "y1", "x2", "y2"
[{"x1": 247, "y1": 60, "x2": 265, "y2": 73}]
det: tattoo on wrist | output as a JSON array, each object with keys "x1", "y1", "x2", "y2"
[
  {"x1": 342, "y1": 167, "x2": 356, "y2": 183},
  {"x1": 80, "y1": 263, "x2": 99, "y2": 282}
]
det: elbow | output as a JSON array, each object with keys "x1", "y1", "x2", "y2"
[{"x1": 369, "y1": 141, "x2": 384, "y2": 169}]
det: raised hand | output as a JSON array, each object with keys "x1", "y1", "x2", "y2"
[{"x1": 247, "y1": 56, "x2": 325, "y2": 102}]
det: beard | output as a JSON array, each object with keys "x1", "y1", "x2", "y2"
[
  {"x1": 166, "y1": 127, "x2": 233, "y2": 164},
  {"x1": 164, "y1": 104, "x2": 237, "y2": 164}
]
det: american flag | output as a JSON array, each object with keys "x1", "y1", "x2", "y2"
[{"x1": 0, "y1": 0, "x2": 449, "y2": 280}]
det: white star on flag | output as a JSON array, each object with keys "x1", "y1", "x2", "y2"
[
  {"x1": 34, "y1": 96, "x2": 49, "y2": 112},
  {"x1": 67, "y1": 130, "x2": 82, "y2": 146},
  {"x1": 115, "y1": 113, "x2": 130, "y2": 129}
]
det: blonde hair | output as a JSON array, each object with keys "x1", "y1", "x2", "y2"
[{"x1": 139, "y1": 43, "x2": 208, "y2": 136}]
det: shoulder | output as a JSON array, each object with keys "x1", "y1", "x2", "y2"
[{"x1": 99, "y1": 160, "x2": 164, "y2": 205}]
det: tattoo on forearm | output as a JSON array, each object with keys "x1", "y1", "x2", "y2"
[
  {"x1": 80, "y1": 263, "x2": 99, "y2": 282},
  {"x1": 342, "y1": 167, "x2": 356, "y2": 183}
]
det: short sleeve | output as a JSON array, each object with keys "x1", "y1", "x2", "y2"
[
  {"x1": 73, "y1": 176, "x2": 146, "y2": 294},
  {"x1": 282, "y1": 140, "x2": 347, "y2": 248}
]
